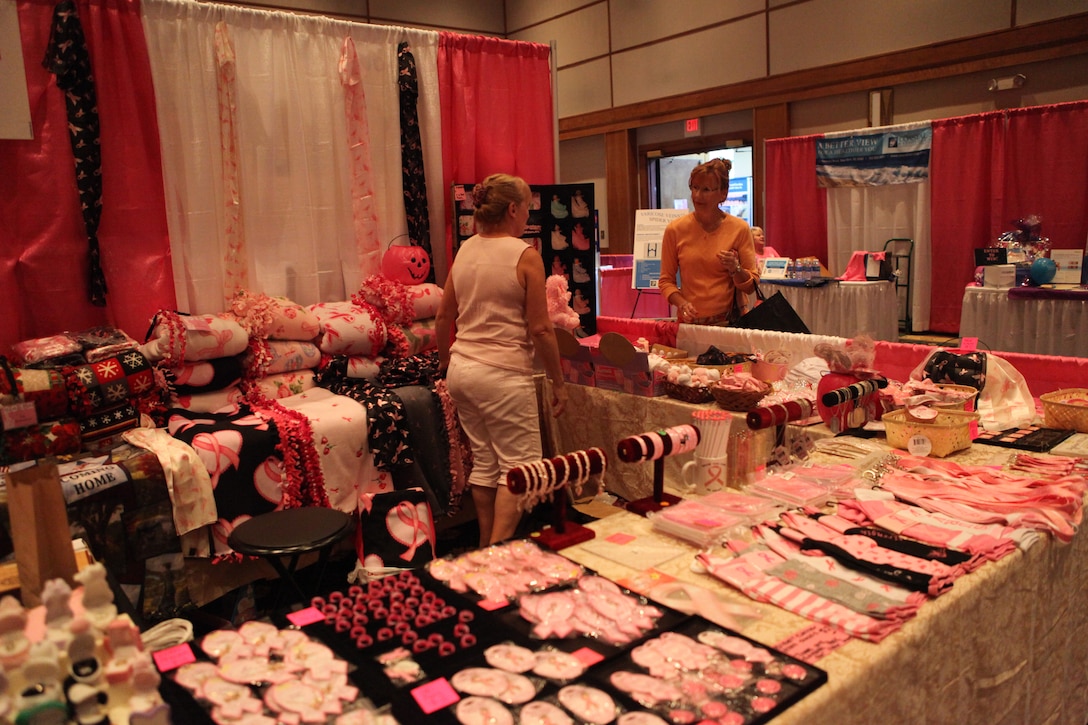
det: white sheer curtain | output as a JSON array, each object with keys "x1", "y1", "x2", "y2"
[
  {"x1": 823, "y1": 120, "x2": 933, "y2": 333},
  {"x1": 142, "y1": 0, "x2": 445, "y2": 313},
  {"x1": 826, "y1": 182, "x2": 931, "y2": 332}
]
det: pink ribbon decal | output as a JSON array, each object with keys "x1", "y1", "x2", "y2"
[{"x1": 387, "y1": 501, "x2": 434, "y2": 562}]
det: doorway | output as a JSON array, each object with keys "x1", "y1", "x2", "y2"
[{"x1": 646, "y1": 145, "x2": 754, "y2": 226}]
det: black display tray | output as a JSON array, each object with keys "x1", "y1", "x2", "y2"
[
  {"x1": 973, "y1": 425, "x2": 1076, "y2": 452},
  {"x1": 389, "y1": 614, "x2": 828, "y2": 725},
  {"x1": 585, "y1": 616, "x2": 828, "y2": 725}
]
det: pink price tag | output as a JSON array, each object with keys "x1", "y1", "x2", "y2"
[
  {"x1": 411, "y1": 678, "x2": 460, "y2": 714},
  {"x1": 286, "y1": 607, "x2": 325, "y2": 627},
  {"x1": 477, "y1": 599, "x2": 508, "y2": 612},
  {"x1": 571, "y1": 647, "x2": 604, "y2": 667},
  {"x1": 960, "y1": 337, "x2": 979, "y2": 351},
  {"x1": 152, "y1": 643, "x2": 197, "y2": 672},
  {"x1": 605, "y1": 532, "x2": 636, "y2": 545}
]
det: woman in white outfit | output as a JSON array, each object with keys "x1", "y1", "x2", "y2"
[{"x1": 436, "y1": 173, "x2": 569, "y2": 546}]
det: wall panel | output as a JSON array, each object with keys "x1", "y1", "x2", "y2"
[
  {"x1": 610, "y1": 0, "x2": 763, "y2": 52},
  {"x1": 770, "y1": 0, "x2": 1011, "y2": 75},
  {"x1": 612, "y1": 15, "x2": 765, "y2": 107},
  {"x1": 557, "y1": 59, "x2": 614, "y2": 118},
  {"x1": 510, "y1": 4, "x2": 609, "y2": 66}
]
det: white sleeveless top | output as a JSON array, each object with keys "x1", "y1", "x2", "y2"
[{"x1": 449, "y1": 235, "x2": 534, "y2": 374}]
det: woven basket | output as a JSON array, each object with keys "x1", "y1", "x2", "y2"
[
  {"x1": 1041, "y1": 388, "x2": 1088, "y2": 433},
  {"x1": 663, "y1": 382, "x2": 715, "y2": 404},
  {"x1": 883, "y1": 408, "x2": 979, "y2": 458},
  {"x1": 711, "y1": 381, "x2": 771, "y2": 411},
  {"x1": 931, "y1": 383, "x2": 979, "y2": 411}
]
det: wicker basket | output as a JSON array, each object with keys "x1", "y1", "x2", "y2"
[
  {"x1": 883, "y1": 408, "x2": 979, "y2": 458},
  {"x1": 931, "y1": 383, "x2": 979, "y2": 411},
  {"x1": 710, "y1": 381, "x2": 771, "y2": 411},
  {"x1": 1040, "y1": 388, "x2": 1088, "y2": 433},
  {"x1": 663, "y1": 381, "x2": 716, "y2": 404}
]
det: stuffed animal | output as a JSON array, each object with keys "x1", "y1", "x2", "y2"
[{"x1": 545, "y1": 275, "x2": 581, "y2": 331}]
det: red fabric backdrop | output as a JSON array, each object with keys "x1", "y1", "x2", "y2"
[
  {"x1": 438, "y1": 33, "x2": 556, "y2": 269},
  {"x1": 0, "y1": 0, "x2": 175, "y2": 352},
  {"x1": 764, "y1": 134, "x2": 828, "y2": 266},
  {"x1": 929, "y1": 112, "x2": 1006, "y2": 332},
  {"x1": 1003, "y1": 101, "x2": 1088, "y2": 251},
  {"x1": 766, "y1": 101, "x2": 1088, "y2": 334}
]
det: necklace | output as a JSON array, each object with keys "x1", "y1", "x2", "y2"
[{"x1": 697, "y1": 213, "x2": 724, "y2": 234}]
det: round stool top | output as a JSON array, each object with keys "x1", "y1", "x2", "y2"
[{"x1": 228, "y1": 507, "x2": 354, "y2": 557}]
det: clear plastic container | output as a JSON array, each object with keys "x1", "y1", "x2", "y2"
[
  {"x1": 650, "y1": 500, "x2": 747, "y2": 548},
  {"x1": 747, "y1": 473, "x2": 829, "y2": 508}
]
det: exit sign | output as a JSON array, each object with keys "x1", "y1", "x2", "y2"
[{"x1": 684, "y1": 118, "x2": 701, "y2": 137}]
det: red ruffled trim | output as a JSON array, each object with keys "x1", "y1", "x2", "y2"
[
  {"x1": 353, "y1": 275, "x2": 415, "y2": 327},
  {"x1": 241, "y1": 381, "x2": 330, "y2": 510},
  {"x1": 229, "y1": 290, "x2": 276, "y2": 340},
  {"x1": 148, "y1": 310, "x2": 189, "y2": 364},
  {"x1": 434, "y1": 379, "x2": 471, "y2": 514}
]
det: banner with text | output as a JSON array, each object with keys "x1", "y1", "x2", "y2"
[{"x1": 816, "y1": 123, "x2": 932, "y2": 188}]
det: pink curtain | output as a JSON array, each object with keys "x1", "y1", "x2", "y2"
[
  {"x1": 438, "y1": 32, "x2": 555, "y2": 267},
  {"x1": 1003, "y1": 101, "x2": 1088, "y2": 252},
  {"x1": 929, "y1": 112, "x2": 1006, "y2": 333},
  {"x1": 0, "y1": 0, "x2": 175, "y2": 353},
  {"x1": 764, "y1": 134, "x2": 827, "y2": 265}
]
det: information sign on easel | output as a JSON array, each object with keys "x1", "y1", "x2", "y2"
[{"x1": 631, "y1": 209, "x2": 687, "y2": 291}]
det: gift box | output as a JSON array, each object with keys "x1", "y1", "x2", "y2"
[
  {"x1": 555, "y1": 329, "x2": 595, "y2": 387},
  {"x1": 591, "y1": 333, "x2": 664, "y2": 397}
]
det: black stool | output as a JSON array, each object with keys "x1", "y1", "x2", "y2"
[{"x1": 228, "y1": 507, "x2": 355, "y2": 607}]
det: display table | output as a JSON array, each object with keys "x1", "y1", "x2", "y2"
[
  {"x1": 760, "y1": 280, "x2": 899, "y2": 341},
  {"x1": 959, "y1": 285, "x2": 1088, "y2": 357},
  {"x1": 545, "y1": 384, "x2": 779, "y2": 503},
  {"x1": 561, "y1": 442, "x2": 1088, "y2": 725}
]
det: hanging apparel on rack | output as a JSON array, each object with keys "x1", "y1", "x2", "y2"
[
  {"x1": 397, "y1": 41, "x2": 434, "y2": 282},
  {"x1": 44, "y1": 0, "x2": 107, "y2": 305}
]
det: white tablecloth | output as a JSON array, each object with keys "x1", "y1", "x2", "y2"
[
  {"x1": 760, "y1": 280, "x2": 899, "y2": 341},
  {"x1": 959, "y1": 286, "x2": 1088, "y2": 357}
]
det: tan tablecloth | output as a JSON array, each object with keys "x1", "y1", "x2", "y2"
[
  {"x1": 546, "y1": 383, "x2": 777, "y2": 503},
  {"x1": 561, "y1": 443, "x2": 1088, "y2": 725}
]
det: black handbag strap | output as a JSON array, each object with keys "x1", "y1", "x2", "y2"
[{"x1": 752, "y1": 281, "x2": 767, "y2": 302}]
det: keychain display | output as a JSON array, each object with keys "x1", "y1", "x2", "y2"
[
  {"x1": 590, "y1": 618, "x2": 826, "y2": 725},
  {"x1": 816, "y1": 376, "x2": 887, "y2": 434}
]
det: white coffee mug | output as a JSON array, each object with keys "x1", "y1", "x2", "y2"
[{"x1": 681, "y1": 456, "x2": 728, "y2": 495}]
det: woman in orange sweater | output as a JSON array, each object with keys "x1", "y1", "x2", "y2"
[{"x1": 658, "y1": 158, "x2": 759, "y2": 325}]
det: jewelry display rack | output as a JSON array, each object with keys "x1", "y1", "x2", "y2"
[
  {"x1": 506, "y1": 448, "x2": 607, "y2": 550},
  {"x1": 616, "y1": 425, "x2": 701, "y2": 516}
]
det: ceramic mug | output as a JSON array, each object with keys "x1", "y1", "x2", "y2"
[{"x1": 681, "y1": 456, "x2": 728, "y2": 495}]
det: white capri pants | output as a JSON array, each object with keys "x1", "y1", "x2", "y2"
[{"x1": 446, "y1": 355, "x2": 542, "y2": 489}]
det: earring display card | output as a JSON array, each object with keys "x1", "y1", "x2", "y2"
[{"x1": 972, "y1": 425, "x2": 1076, "y2": 452}]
